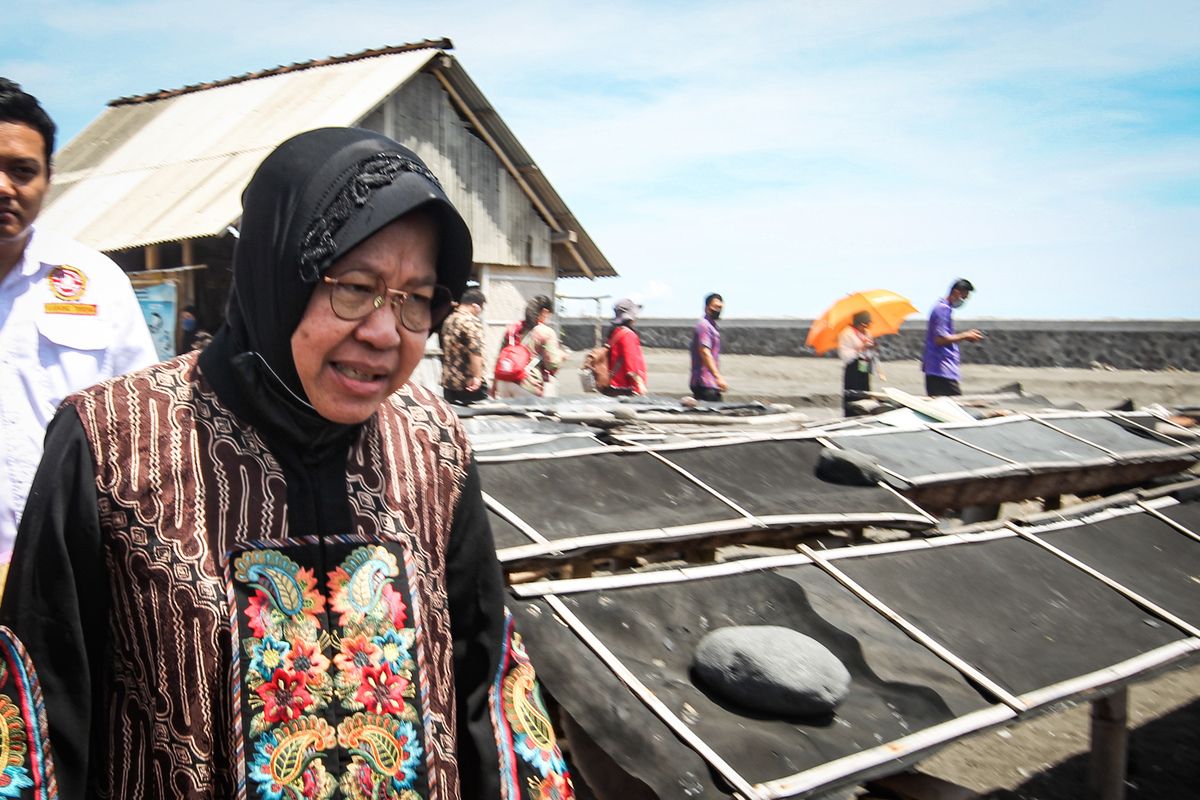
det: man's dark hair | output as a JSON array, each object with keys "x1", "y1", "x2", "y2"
[
  {"x1": 950, "y1": 278, "x2": 974, "y2": 295},
  {"x1": 704, "y1": 292, "x2": 723, "y2": 307},
  {"x1": 460, "y1": 287, "x2": 485, "y2": 306},
  {"x1": 0, "y1": 78, "x2": 56, "y2": 167}
]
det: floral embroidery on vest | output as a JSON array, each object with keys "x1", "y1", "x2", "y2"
[{"x1": 230, "y1": 539, "x2": 430, "y2": 800}]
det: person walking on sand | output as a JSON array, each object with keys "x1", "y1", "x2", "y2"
[
  {"x1": 603, "y1": 297, "x2": 647, "y2": 396},
  {"x1": 839, "y1": 310, "x2": 876, "y2": 416},
  {"x1": 690, "y1": 292, "x2": 726, "y2": 401},
  {"x1": 440, "y1": 285, "x2": 488, "y2": 405},
  {"x1": 494, "y1": 294, "x2": 565, "y2": 398},
  {"x1": 922, "y1": 278, "x2": 983, "y2": 397}
]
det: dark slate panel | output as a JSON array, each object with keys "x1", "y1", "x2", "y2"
[
  {"x1": 480, "y1": 452, "x2": 737, "y2": 538},
  {"x1": 1158, "y1": 502, "x2": 1200, "y2": 537},
  {"x1": 835, "y1": 536, "x2": 1185, "y2": 697},
  {"x1": 946, "y1": 419, "x2": 1110, "y2": 464},
  {"x1": 1045, "y1": 416, "x2": 1182, "y2": 455},
  {"x1": 1038, "y1": 513, "x2": 1200, "y2": 628},
  {"x1": 659, "y1": 439, "x2": 918, "y2": 517},
  {"x1": 513, "y1": 565, "x2": 990, "y2": 795},
  {"x1": 487, "y1": 510, "x2": 530, "y2": 551},
  {"x1": 831, "y1": 430, "x2": 1009, "y2": 480}
]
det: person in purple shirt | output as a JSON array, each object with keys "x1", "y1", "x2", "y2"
[
  {"x1": 690, "y1": 292, "x2": 727, "y2": 401},
  {"x1": 922, "y1": 278, "x2": 984, "y2": 396}
]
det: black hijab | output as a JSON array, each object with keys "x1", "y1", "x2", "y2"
[{"x1": 200, "y1": 128, "x2": 473, "y2": 448}]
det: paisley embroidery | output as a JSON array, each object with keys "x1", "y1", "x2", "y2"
[
  {"x1": 0, "y1": 693, "x2": 33, "y2": 797},
  {"x1": 0, "y1": 627, "x2": 55, "y2": 799},
  {"x1": 248, "y1": 718, "x2": 337, "y2": 800},
  {"x1": 336, "y1": 712, "x2": 424, "y2": 798},
  {"x1": 232, "y1": 543, "x2": 426, "y2": 800},
  {"x1": 491, "y1": 613, "x2": 573, "y2": 800}
]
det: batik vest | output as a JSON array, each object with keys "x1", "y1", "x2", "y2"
[{"x1": 65, "y1": 353, "x2": 469, "y2": 799}]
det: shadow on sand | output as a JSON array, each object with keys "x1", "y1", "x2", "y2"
[{"x1": 980, "y1": 698, "x2": 1200, "y2": 800}]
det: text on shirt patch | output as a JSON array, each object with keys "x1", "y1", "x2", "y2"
[{"x1": 45, "y1": 265, "x2": 98, "y2": 315}]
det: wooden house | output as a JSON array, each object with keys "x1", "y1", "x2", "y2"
[{"x1": 40, "y1": 38, "x2": 614, "y2": 355}]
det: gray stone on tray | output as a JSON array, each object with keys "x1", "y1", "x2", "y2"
[{"x1": 693, "y1": 625, "x2": 851, "y2": 716}]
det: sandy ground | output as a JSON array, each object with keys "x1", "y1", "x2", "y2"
[
  {"x1": 553, "y1": 347, "x2": 1200, "y2": 798},
  {"x1": 558, "y1": 348, "x2": 1200, "y2": 412}
]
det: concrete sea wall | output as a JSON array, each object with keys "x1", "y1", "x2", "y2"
[{"x1": 561, "y1": 318, "x2": 1200, "y2": 371}]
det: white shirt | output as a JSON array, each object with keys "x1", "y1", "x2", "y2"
[
  {"x1": 0, "y1": 226, "x2": 158, "y2": 560},
  {"x1": 838, "y1": 326, "x2": 872, "y2": 365}
]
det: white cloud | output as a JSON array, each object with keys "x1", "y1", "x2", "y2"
[{"x1": 6, "y1": 0, "x2": 1198, "y2": 319}]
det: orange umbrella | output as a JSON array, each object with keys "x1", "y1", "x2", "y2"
[{"x1": 806, "y1": 289, "x2": 918, "y2": 355}]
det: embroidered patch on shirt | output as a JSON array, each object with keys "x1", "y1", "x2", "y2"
[
  {"x1": 47, "y1": 265, "x2": 87, "y2": 301},
  {"x1": 42, "y1": 302, "x2": 97, "y2": 316}
]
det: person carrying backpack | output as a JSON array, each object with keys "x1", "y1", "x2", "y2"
[
  {"x1": 602, "y1": 297, "x2": 647, "y2": 396},
  {"x1": 494, "y1": 294, "x2": 565, "y2": 398}
]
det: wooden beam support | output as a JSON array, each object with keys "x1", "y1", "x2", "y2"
[
  {"x1": 180, "y1": 238, "x2": 195, "y2": 267},
  {"x1": 144, "y1": 244, "x2": 160, "y2": 270},
  {"x1": 430, "y1": 66, "x2": 595, "y2": 279},
  {"x1": 1089, "y1": 688, "x2": 1129, "y2": 800}
]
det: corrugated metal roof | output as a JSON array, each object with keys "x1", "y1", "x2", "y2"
[
  {"x1": 42, "y1": 49, "x2": 436, "y2": 250},
  {"x1": 43, "y1": 45, "x2": 613, "y2": 278}
]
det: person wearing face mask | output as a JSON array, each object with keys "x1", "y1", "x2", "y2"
[
  {"x1": 0, "y1": 128, "x2": 572, "y2": 799},
  {"x1": 690, "y1": 292, "x2": 727, "y2": 401},
  {"x1": 178, "y1": 304, "x2": 209, "y2": 352},
  {"x1": 922, "y1": 278, "x2": 984, "y2": 396}
]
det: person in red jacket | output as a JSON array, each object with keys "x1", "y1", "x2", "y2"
[{"x1": 603, "y1": 297, "x2": 647, "y2": 396}]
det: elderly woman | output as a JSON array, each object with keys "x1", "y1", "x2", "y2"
[
  {"x1": 838, "y1": 310, "x2": 876, "y2": 416},
  {"x1": 0, "y1": 129, "x2": 571, "y2": 799}
]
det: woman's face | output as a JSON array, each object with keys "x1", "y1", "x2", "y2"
[{"x1": 291, "y1": 213, "x2": 438, "y2": 424}]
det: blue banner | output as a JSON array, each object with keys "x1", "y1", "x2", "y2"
[{"x1": 134, "y1": 281, "x2": 178, "y2": 360}]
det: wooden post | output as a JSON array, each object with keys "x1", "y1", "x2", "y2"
[
  {"x1": 144, "y1": 244, "x2": 160, "y2": 270},
  {"x1": 1043, "y1": 494, "x2": 1062, "y2": 511},
  {"x1": 1089, "y1": 687, "x2": 1129, "y2": 800}
]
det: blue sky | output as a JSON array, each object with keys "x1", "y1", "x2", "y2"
[{"x1": 4, "y1": 0, "x2": 1198, "y2": 319}]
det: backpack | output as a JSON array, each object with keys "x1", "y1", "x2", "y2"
[
  {"x1": 580, "y1": 345, "x2": 611, "y2": 392},
  {"x1": 494, "y1": 326, "x2": 537, "y2": 384}
]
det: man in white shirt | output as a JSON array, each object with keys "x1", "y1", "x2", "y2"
[{"x1": 0, "y1": 78, "x2": 157, "y2": 562}]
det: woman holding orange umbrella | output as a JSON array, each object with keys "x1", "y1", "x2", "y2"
[
  {"x1": 806, "y1": 289, "x2": 917, "y2": 417},
  {"x1": 838, "y1": 310, "x2": 876, "y2": 416}
]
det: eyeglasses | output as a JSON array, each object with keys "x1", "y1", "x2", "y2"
[{"x1": 322, "y1": 271, "x2": 453, "y2": 333}]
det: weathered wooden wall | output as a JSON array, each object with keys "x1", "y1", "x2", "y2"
[
  {"x1": 360, "y1": 73, "x2": 553, "y2": 270},
  {"x1": 360, "y1": 72, "x2": 560, "y2": 360}
]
